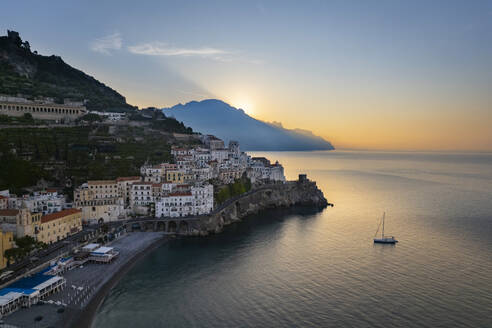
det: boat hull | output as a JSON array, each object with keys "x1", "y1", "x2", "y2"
[{"x1": 374, "y1": 238, "x2": 398, "y2": 244}]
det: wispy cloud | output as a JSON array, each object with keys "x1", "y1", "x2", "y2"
[
  {"x1": 128, "y1": 41, "x2": 263, "y2": 64},
  {"x1": 128, "y1": 42, "x2": 228, "y2": 58},
  {"x1": 90, "y1": 32, "x2": 122, "y2": 55}
]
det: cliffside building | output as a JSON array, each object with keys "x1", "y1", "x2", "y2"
[
  {"x1": 12, "y1": 190, "x2": 67, "y2": 215},
  {"x1": 155, "y1": 184, "x2": 213, "y2": 218},
  {"x1": 0, "y1": 96, "x2": 87, "y2": 121}
]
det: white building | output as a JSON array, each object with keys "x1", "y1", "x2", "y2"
[
  {"x1": 268, "y1": 162, "x2": 286, "y2": 181},
  {"x1": 161, "y1": 182, "x2": 176, "y2": 193},
  {"x1": 192, "y1": 166, "x2": 213, "y2": 181},
  {"x1": 228, "y1": 140, "x2": 240, "y2": 157},
  {"x1": 130, "y1": 182, "x2": 154, "y2": 214},
  {"x1": 89, "y1": 111, "x2": 126, "y2": 121},
  {"x1": 155, "y1": 184, "x2": 213, "y2": 218},
  {"x1": 211, "y1": 149, "x2": 229, "y2": 163},
  {"x1": 247, "y1": 159, "x2": 285, "y2": 183},
  {"x1": 14, "y1": 190, "x2": 67, "y2": 215},
  {"x1": 140, "y1": 165, "x2": 164, "y2": 183},
  {"x1": 130, "y1": 182, "x2": 153, "y2": 206},
  {"x1": 155, "y1": 192, "x2": 194, "y2": 218},
  {"x1": 171, "y1": 147, "x2": 194, "y2": 157},
  {"x1": 194, "y1": 151, "x2": 212, "y2": 166},
  {"x1": 191, "y1": 184, "x2": 214, "y2": 215}
]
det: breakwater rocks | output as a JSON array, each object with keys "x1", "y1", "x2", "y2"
[{"x1": 196, "y1": 178, "x2": 328, "y2": 235}]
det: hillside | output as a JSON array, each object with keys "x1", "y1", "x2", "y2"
[
  {"x1": 163, "y1": 99, "x2": 334, "y2": 151},
  {"x1": 0, "y1": 30, "x2": 133, "y2": 111},
  {"x1": 0, "y1": 120, "x2": 199, "y2": 196},
  {"x1": 0, "y1": 30, "x2": 200, "y2": 194}
]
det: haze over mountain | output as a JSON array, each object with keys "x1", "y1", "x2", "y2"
[{"x1": 163, "y1": 99, "x2": 334, "y2": 151}]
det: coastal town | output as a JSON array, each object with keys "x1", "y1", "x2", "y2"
[
  {"x1": 0, "y1": 111, "x2": 291, "y2": 325},
  {"x1": 0, "y1": 31, "x2": 328, "y2": 327},
  {"x1": 2, "y1": 2, "x2": 490, "y2": 326}
]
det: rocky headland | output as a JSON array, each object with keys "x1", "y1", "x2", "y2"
[{"x1": 196, "y1": 176, "x2": 329, "y2": 235}]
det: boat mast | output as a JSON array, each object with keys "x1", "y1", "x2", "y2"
[{"x1": 382, "y1": 212, "x2": 385, "y2": 238}]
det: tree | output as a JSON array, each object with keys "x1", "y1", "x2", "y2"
[
  {"x1": 216, "y1": 187, "x2": 231, "y2": 204},
  {"x1": 78, "y1": 113, "x2": 102, "y2": 123},
  {"x1": 5, "y1": 248, "x2": 25, "y2": 264},
  {"x1": 231, "y1": 180, "x2": 246, "y2": 195}
]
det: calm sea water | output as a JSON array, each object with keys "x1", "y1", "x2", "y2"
[{"x1": 93, "y1": 151, "x2": 492, "y2": 328}]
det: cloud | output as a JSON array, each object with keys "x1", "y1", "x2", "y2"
[
  {"x1": 128, "y1": 41, "x2": 264, "y2": 64},
  {"x1": 128, "y1": 42, "x2": 228, "y2": 57},
  {"x1": 90, "y1": 32, "x2": 122, "y2": 55}
]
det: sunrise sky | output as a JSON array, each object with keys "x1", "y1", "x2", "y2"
[{"x1": 1, "y1": 0, "x2": 491, "y2": 151}]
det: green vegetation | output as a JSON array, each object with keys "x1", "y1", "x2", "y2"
[
  {"x1": 215, "y1": 177, "x2": 252, "y2": 204},
  {"x1": 128, "y1": 109, "x2": 194, "y2": 134},
  {"x1": 77, "y1": 113, "x2": 103, "y2": 123},
  {"x1": 0, "y1": 32, "x2": 200, "y2": 196},
  {"x1": 0, "y1": 152, "x2": 49, "y2": 194},
  {"x1": 0, "y1": 31, "x2": 133, "y2": 111},
  {"x1": 0, "y1": 124, "x2": 177, "y2": 196},
  {"x1": 4, "y1": 236, "x2": 46, "y2": 265},
  {"x1": 0, "y1": 113, "x2": 38, "y2": 125},
  {"x1": 150, "y1": 118, "x2": 193, "y2": 134}
]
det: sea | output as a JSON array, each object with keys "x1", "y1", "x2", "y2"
[{"x1": 92, "y1": 150, "x2": 492, "y2": 328}]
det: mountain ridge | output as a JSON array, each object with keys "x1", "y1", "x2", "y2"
[{"x1": 163, "y1": 99, "x2": 334, "y2": 151}]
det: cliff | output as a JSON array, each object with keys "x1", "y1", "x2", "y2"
[{"x1": 194, "y1": 179, "x2": 328, "y2": 235}]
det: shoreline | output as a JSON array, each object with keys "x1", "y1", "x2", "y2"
[
  {"x1": 66, "y1": 234, "x2": 169, "y2": 328},
  {"x1": 79, "y1": 207, "x2": 328, "y2": 328},
  {"x1": 2, "y1": 180, "x2": 328, "y2": 327},
  {"x1": 74, "y1": 180, "x2": 329, "y2": 327}
]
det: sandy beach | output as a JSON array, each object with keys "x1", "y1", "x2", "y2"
[{"x1": 3, "y1": 232, "x2": 167, "y2": 328}]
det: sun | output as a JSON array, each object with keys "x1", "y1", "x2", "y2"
[{"x1": 233, "y1": 99, "x2": 254, "y2": 116}]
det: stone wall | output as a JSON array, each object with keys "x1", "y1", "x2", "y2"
[
  {"x1": 194, "y1": 179, "x2": 328, "y2": 235},
  {"x1": 0, "y1": 101, "x2": 86, "y2": 121}
]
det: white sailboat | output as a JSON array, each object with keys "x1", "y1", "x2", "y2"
[{"x1": 374, "y1": 212, "x2": 398, "y2": 244}]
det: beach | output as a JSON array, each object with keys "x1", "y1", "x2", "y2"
[{"x1": 3, "y1": 231, "x2": 167, "y2": 328}]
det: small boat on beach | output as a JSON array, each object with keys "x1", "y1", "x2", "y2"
[{"x1": 374, "y1": 212, "x2": 398, "y2": 244}]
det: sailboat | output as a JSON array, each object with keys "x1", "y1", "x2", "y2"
[{"x1": 374, "y1": 212, "x2": 398, "y2": 244}]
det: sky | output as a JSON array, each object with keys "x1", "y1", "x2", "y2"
[{"x1": 1, "y1": 0, "x2": 491, "y2": 151}]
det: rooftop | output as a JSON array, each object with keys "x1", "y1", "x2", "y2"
[
  {"x1": 41, "y1": 208, "x2": 81, "y2": 223},
  {"x1": 116, "y1": 176, "x2": 141, "y2": 182},
  {"x1": 82, "y1": 243, "x2": 99, "y2": 251},
  {"x1": 91, "y1": 246, "x2": 114, "y2": 254},
  {"x1": 88, "y1": 180, "x2": 117, "y2": 185},
  {"x1": 0, "y1": 209, "x2": 19, "y2": 216},
  {"x1": 132, "y1": 181, "x2": 153, "y2": 185}
]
